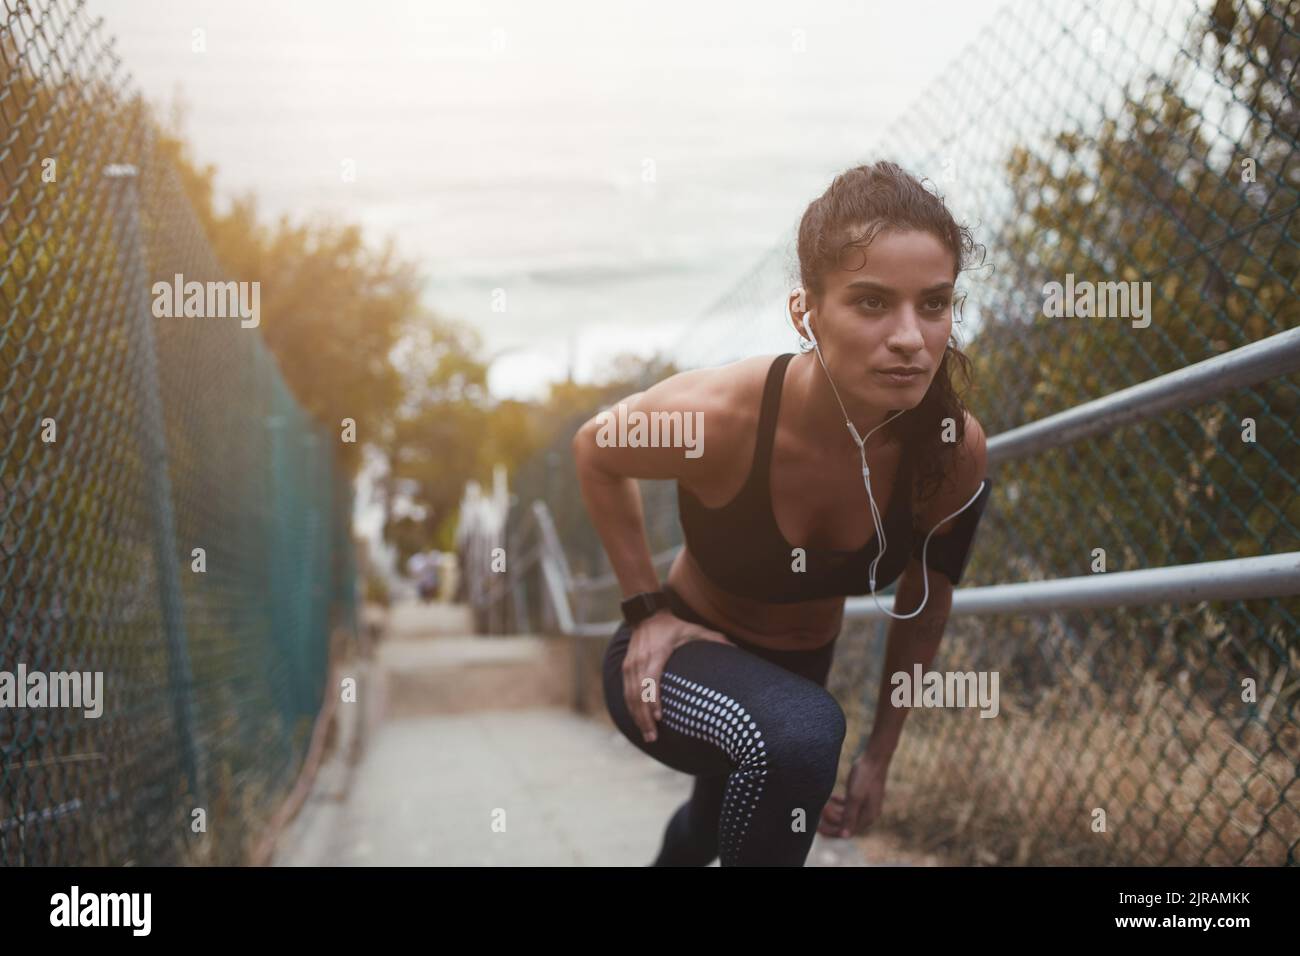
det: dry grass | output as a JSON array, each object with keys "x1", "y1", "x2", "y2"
[{"x1": 830, "y1": 609, "x2": 1299, "y2": 866}]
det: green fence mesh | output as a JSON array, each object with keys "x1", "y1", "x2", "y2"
[
  {"x1": 1, "y1": 0, "x2": 357, "y2": 865},
  {"x1": 498, "y1": 0, "x2": 1300, "y2": 864}
]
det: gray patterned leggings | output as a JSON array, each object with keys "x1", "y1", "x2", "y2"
[{"x1": 602, "y1": 586, "x2": 846, "y2": 866}]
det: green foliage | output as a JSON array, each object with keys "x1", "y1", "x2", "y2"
[{"x1": 972, "y1": 0, "x2": 1299, "y2": 582}]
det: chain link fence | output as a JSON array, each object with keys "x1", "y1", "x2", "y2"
[
  {"x1": 1, "y1": 0, "x2": 357, "y2": 865},
  {"x1": 496, "y1": 0, "x2": 1299, "y2": 864}
]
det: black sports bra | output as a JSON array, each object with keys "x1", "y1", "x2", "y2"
[{"x1": 676, "y1": 352, "x2": 992, "y2": 603}]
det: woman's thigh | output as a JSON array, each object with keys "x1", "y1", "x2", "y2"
[{"x1": 602, "y1": 623, "x2": 847, "y2": 780}]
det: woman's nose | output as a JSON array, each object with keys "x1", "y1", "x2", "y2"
[{"x1": 887, "y1": 307, "x2": 926, "y2": 350}]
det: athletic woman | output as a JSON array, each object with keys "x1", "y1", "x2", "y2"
[{"x1": 571, "y1": 161, "x2": 992, "y2": 866}]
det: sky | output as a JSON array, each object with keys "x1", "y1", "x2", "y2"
[{"x1": 95, "y1": 0, "x2": 1013, "y2": 400}]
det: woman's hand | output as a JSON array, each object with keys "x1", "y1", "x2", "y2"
[
  {"x1": 818, "y1": 750, "x2": 891, "y2": 838},
  {"x1": 622, "y1": 609, "x2": 735, "y2": 744}
]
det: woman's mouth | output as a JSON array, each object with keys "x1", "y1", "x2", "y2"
[{"x1": 875, "y1": 368, "x2": 925, "y2": 385}]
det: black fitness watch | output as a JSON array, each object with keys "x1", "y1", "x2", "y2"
[{"x1": 620, "y1": 590, "x2": 671, "y2": 627}]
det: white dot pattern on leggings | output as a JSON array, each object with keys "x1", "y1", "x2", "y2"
[{"x1": 659, "y1": 670, "x2": 767, "y2": 863}]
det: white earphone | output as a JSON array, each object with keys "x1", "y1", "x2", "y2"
[{"x1": 799, "y1": 307, "x2": 986, "y2": 619}]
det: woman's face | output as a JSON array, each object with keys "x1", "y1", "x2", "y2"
[{"x1": 798, "y1": 227, "x2": 955, "y2": 409}]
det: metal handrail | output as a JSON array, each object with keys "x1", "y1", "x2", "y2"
[
  {"x1": 845, "y1": 552, "x2": 1300, "y2": 620},
  {"x1": 532, "y1": 501, "x2": 578, "y2": 635},
  {"x1": 564, "y1": 551, "x2": 1300, "y2": 637},
  {"x1": 987, "y1": 325, "x2": 1300, "y2": 464}
]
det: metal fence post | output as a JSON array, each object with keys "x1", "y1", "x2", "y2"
[
  {"x1": 265, "y1": 406, "x2": 294, "y2": 736},
  {"x1": 105, "y1": 164, "x2": 203, "y2": 804}
]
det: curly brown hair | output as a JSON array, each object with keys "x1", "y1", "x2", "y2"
[{"x1": 792, "y1": 160, "x2": 985, "y2": 506}]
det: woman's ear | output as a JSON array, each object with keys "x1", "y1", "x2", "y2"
[
  {"x1": 789, "y1": 287, "x2": 814, "y2": 348},
  {"x1": 800, "y1": 311, "x2": 817, "y2": 346}
]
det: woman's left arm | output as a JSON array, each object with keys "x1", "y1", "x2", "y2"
[
  {"x1": 863, "y1": 566, "x2": 955, "y2": 764},
  {"x1": 821, "y1": 412, "x2": 989, "y2": 839},
  {"x1": 819, "y1": 564, "x2": 953, "y2": 838}
]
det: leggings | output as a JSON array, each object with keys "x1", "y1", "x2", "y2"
[{"x1": 602, "y1": 585, "x2": 847, "y2": 866}]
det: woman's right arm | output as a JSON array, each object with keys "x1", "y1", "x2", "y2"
[{"x1": 570, "y1": 371, "x2": 735, "y2": 744}]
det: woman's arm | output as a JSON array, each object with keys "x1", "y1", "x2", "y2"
[
  {"x1": 822, "y1": 411, "x2": 989, "y2": 837},
  {"x1": 570, "y1": 368, "x2": 740, "y2": 742},
  {"x1": 868, "y1": 410, "x2": 989, "y2": 758},
  {"x1": 571, "y1": 392, "x2": 662, "y2": 597},
  {"x1": 863, "y1": 562, "x2": 955, "y2": 761},
  {"x1": 570, "y1": 373, "x2": 716, "y2": 597}
]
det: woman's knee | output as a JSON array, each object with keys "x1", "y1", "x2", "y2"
[{"x1": 757, "y1": 684, "x2": 847, "y2": 785}]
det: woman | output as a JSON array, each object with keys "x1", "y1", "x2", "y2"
[{"x1": 571, "y1": 161, "x2": 992, "y2": 866}]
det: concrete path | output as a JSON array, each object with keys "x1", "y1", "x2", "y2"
[{"x1": 273, "y1": 602, "x2": 884, "y2": 866}]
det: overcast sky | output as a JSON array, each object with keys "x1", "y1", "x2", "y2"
[{"x1": 97, "y1": 0, "x2": 1018, "y2": 398}]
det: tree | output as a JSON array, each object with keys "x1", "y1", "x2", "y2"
[{"x1": 154, "y1": 115, "x2": 419, "y2": 477}]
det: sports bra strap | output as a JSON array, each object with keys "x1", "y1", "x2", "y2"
[
  {"x1": 750, "y1": 353, "x2": 796, "y2": 489},
  {"x1": 752, "y1": 352, "x2": 913, "y2": 519}
]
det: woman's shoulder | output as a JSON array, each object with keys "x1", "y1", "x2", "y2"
[
  {"x1": 672, "y1": 352, "x2": 784, "y2": 387},
  {"x1": 640, "y1": 353, "x2": 785, "y2": 422},
  {"x1": 626, "y1": 353, "x2": 787, "y2": 489}
]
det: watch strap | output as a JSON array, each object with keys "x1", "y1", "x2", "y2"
[{"x1": 620, "y1": 590, "x2": 670, "y2": 626}]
